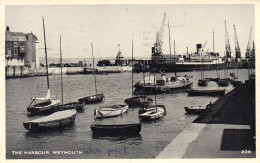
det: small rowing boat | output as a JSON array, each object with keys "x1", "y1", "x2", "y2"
[
  {"x1": 198, "y1": 79, "x2": 208, "y2": 86},
  {"x1": 138, "y1": 105, "x2": 165, "y2": 120},
  {"x1": 94, "y1": 104, "x2": 128, "y2": 119},
  {"x1": 217, "y1": 78, "x2": 229, "y2": 87},
  {"x1": 124, "y1": 96, "x2": 153, "y2": 108},
  {"x1": 184, "y1": 106, "x2": 206, "y2": 114},
  {"x1": 90, "y1": 123, "x2": 141, "y2": 136},
  {"x1": 78, "y1": 93, "x2": 105, "y2": 104},
  {"x1": 56, "y1": 101, "x2": 85, "y2": 111},
  {"x1": 184, "y1": 102, "x2": 212, "y2": 114},
  {"x1": 187, "y1": 88, "x2": 225, "y2": 96},
  {"x1": 23, "y1": 109, "x2": 77, "y2": 132}
]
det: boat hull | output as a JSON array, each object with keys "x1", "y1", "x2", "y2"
[
  {"x1": 56, "y1": 101, "x2": 85, "y2": 111},
  {"x1": 90, "y1": 123, "x2": 141, "y2": 136},
  {"x1": 78, "y1": 93, "x2": 105, "y2": 104},
  {"x1": 184, "y1": 106, "x2": 206, "y2": 114},
  {"x1": 217, "y1": 79, "x2": 229, "y2": 87},
  {"x1": 187, "y1": 89, "x2": 225, "y2": 96},
  {"x1": 23, "y1": 110, "x2": 77, "y2": 132},
  {"x1": 124, "y1": 96, "x2": 153, "y2": 107},
  {"x1": 139, "y1": 105, "x2": 166, "y2": 120},
  {"x1": 149, "y1": 62, "x2": 226, "y2": 72},
  {"x1": 27, "y1": 99, "x2": 61, "y2": 115},
  {"x1": 198, "y1": 79, "x2": 208, "y2": 86},
  {"x1": 134, "y1": 78, "x2": 193, "y2": 95},
  {"x1": 94, "y1": 105, "x2": 128, "y2": 119}
]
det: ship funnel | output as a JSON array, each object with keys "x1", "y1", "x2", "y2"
[{"x1": 196, "y1": 44, "x2": 202, "y2": 56}]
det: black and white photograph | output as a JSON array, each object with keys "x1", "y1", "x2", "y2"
[{"x1": 1, "y1": 1, "x2": 258, "y2": 160}]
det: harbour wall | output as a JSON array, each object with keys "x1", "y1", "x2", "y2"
[{"x1": 156, "y1": 79, "x2": 255, "y2": 158}]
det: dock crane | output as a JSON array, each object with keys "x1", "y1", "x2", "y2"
[
  {"x1": 233, "y1": 25, "x2": 241, "y2": 59},
  {"x1": 152, "y1": 13, "x2": 166, "y2": 56},
  {"x1": 225, "y1": 20, "x2": 231, "y2": 58},
  {"x1": 245, "y1": 26, "x2": 253, "y2": 58}
]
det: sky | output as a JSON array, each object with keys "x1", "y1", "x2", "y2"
[{"x1": 5, "y1": 5, "x2": 255, "y2": 60}]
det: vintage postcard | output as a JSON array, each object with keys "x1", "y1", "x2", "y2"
[{"x1": 0, "y1": 0, "x2": 258, "y2": 162}]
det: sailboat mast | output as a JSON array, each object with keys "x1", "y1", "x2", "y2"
[
  {"x1": 168, "y1": 20, "x2": 171, "y2": 58},
  {"x1": 91, "y1": 43, "x2": 98, "y2": 95},
  {"x1": 131, "y1": 39, "x2": 134, "y2": 98},
  {"x1": 213, "y1": 29, "x2": 215, "y2": 53},
  {"x1": 153, "y1": 72, "x2": 157, "y2": 106},
  {"x1": 200, "y1": 45, "x2": 203, "y2": 79},
  {"x1": 42, "y1": 17, "x2": 50, "y2": 90},
  {"x1": 143, "y1": 67, "x2": 145, "y2": 96},
  {"x1": 174, "y1": 40, "x2": 176, "y2": 77},
  {"x1": 60, "y1": 35, "x2": 63, "y2": 104}
]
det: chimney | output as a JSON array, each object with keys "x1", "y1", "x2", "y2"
[
  {"x1": 196, "y1": 44, "x2": 202, "y2": 56},
  {"x1": 6, "y1": 26, "x2": 10, "y2": 31}
]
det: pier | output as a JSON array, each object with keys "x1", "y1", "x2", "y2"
[{"x1": 156, "y1": 80, "x2": 255, "y2": 158}]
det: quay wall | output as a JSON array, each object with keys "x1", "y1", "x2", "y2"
[
  {"x1": 156, "y1": 80, "x2": 255, "y2": 158},
  {"x1": 5, "y1": 66, "x2": 84, "y2": 78}
]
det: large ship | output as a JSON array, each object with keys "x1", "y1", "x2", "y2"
[
  {"x1": 149, "y1": 44, "x2": 226, "y2": 72},
  {"x1": 148, "y1": 13, "x2": 226, "y2": 72}
]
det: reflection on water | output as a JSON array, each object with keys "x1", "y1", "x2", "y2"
[{"x1": 6, "y1": 69, "x2": 249, "y2": 159}]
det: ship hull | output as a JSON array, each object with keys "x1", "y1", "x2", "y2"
[{"x1": 149, "y1": 62, "x2": 226, "y2": 72}]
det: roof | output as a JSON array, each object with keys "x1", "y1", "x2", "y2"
[{"x1": 5, "y1": 31, "x2": 38, "y2": 42}]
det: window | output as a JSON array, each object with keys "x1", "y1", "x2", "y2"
[
  {"x1": 7, "y1": 49, "x2": 11, "y2": 57},
  {"x1": 14, "y1": 42, "x2": 18, "y2": 47},
  {"x1": 20, "y1": 46, "x2": 25, "y2": 51},
  {"x1": 14, "y1": 49, "x2": 18, "y2": 55}
]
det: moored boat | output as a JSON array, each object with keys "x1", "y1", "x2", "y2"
[
  {"x1": 184, "y1": 106, "x2": 206, "y2": 114},
  {"x1": 124, "y1": 39, "x2": 153, "y2": 108},
  {"x1": 138, "y1": 106, "x2": 165, "y2": 120},
  {"x1": 27, "y1": 18, "x2": 60, "y2": 115},
  {"x1": 184, "y1": 102, "x2": 212, "y2": 114},
  {"x1": 23, "y1": 109, "x2": 77, "y2": 132},
  {"x1": 138, "y1": 72, "x2": 166, "y2": 120},
  {"x1": 90, "y1": 123, "x2": 141, "y2": 136},
  {"x1": 27, "y1": 94, "x2": 61, "y2": 115},
  {"x1": 78, "y1": 93, "x2": 105, "y2": 104},
  {"x1": 94, "y1": 104, "x2": 128, "y2": 119},
  {"x1": 134, "y1": 74, "x2": 193, "y2": 94},
  {"x1": 78, "y1": 43, "x2": 105, "y2": 105},
  {"x1": 55, "y1": 35, "x2": 85, "y2": 112},
  {"x1": 56, "y1": 101, "x2": 85, "y2": 111},
  {"x1": 187, "y1": 88, "x2": 225, "y2": 96},
  {"x1": 124, "y1": 96, "x2": 153, "y2": 108},
  {"x1": 198, "y1": 79, "x2": 208, "y2": 86},
  {"x1": 217, "y1": 78, "x2": 229, "y2": 87}
]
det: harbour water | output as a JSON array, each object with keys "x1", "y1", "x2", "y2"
[{"x1": 6, "y1": 69, "x2": 250, "y2": 159}]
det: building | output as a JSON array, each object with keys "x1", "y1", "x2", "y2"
[{"x1": 5, "y1": 26, "x2": 38, "y2": 68}]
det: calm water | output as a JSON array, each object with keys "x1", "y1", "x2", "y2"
[{"x1": 6, "y1": 69, "x2": 250, "y2": 159}]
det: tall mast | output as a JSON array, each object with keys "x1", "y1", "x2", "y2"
[
  {"x1": 212, "y1": 29, "x2": 215, "y2": 53},
  {"x1": 174, "y1": 40, "x2": 176, "y2": 77},
  {"x1": 142, "y1": 64, "x2": 146, "y2": 103},
  {"x1": 91, "y1": 43, "x2": 98, "y2": 95},
  {"x1": 60, "y1": 35, "x2": 63, "y2": 104},
  {"x1": 168, "y1": 20, "x2": 171, "y2": 58},
  {"x1": 42, "y1": 17, "x2": 50, "y2": 90},
  {"x1": 153, "y1": 72, "x2": 157, "y2": 106},
  {"x1": 131, "y1": 38, "x2": 134, "y2": 98}
]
